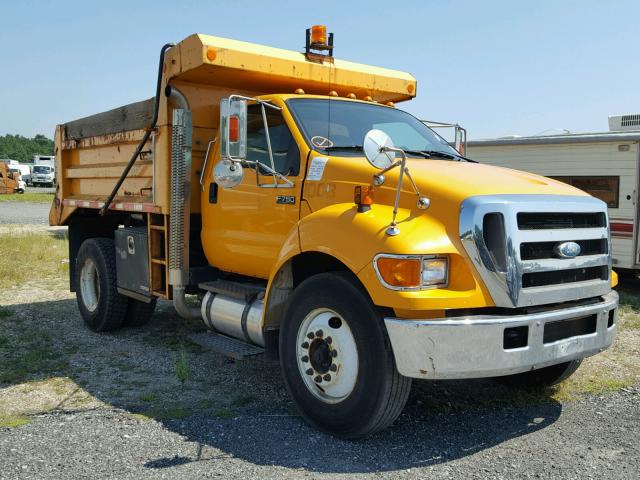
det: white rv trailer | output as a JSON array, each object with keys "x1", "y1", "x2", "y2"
[{"x1": 467, "y1": 114, "x2": 640, "y2": 272}]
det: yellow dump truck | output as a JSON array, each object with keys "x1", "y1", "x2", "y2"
[{"x1": 50, "y1": 28, "x2": 619, "y2": 437}]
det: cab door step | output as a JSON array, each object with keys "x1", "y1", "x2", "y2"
[
  {"x1": 187, "y1": 332, "x2": 264, "y2": 360},
  {"x1": 198, "y1": 279, "x2": 266, "y2": 301}
]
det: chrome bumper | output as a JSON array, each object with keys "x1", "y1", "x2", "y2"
[{"x1": 384, "y1": 291, "x2": 618, "y2": 380}]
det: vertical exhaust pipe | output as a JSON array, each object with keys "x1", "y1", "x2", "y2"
[{"x1": 166, "y1": 86, "x2": 200, "y2": 320}]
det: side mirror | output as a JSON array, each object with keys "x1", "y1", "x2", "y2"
[
  {"x1": 220, "y1": 97, "x2": 247, "y2": 160},
  {"x1": 363, "y1": 129, "x2": 396, "y2": 169},
  {"x1": 214, "y1": 158, "x2": 244, "y2": 189}
]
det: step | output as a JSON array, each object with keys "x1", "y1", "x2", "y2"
[
  {"x1": 198, "y1": 279, "x2": 266, "y2": 301},
  {"x1": 187, "y1": 332, "x2": 264, "y2": 360}
]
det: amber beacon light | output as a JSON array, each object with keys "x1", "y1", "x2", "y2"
[{"x1": 305, "y1": 25, "x2": 334, "y2": 59}]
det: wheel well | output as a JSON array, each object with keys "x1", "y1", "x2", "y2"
[
  {"x1": 263, "y1": 252, "x2": 369, "y2": 345},
  {"x1": 67, "y1": 212, "x2": 127, "y2": 292},
  {"x1": 291, "y1": 251, "x2": 352, "y2": 287}
]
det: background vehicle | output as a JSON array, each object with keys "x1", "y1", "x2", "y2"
[
  {"x1": 5, "y1": 159, "x2": 31, "y2": 185},
  {"x1": 0, "y1": 162, "x2": 24, "y2": 194},
  {"x1": 50, "y1": 28, "x2": 619, "y2": 438},
  {"x1": 32, "y1": 163, "x2": 55, "y2": 187},
  {"x1": 467, "y1": 116, "x2": 640, "y2": 273}
]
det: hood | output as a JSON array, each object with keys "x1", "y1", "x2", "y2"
[{"x1": 403, "y1": 159, "x2": 587, "y2": 203}]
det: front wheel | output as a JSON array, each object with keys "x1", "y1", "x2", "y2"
[{"x1": 279, "y1": 273, "x2": 411, "y2": 438}]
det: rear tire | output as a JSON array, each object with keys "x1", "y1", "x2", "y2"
[
  {"x1": 124, "y1": 298, "x2": 157, "y2": 327},
  {"x1": 497, "y1": 359, "x2": 582, "y2": 388},
  {"x1": 279, "y1": 272, "x2": 411, "y2": 438},
  {"x1": 75, "y1": 238, "x2": 128, "y2": 332}
]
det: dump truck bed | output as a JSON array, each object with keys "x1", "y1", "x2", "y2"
[{"x1": 50, "y1": 33, "x2": 417, "y2": 226}]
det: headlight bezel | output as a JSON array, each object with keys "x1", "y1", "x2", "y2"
[{"x1": 373, "y1": 253, "x2": 449, "y2": 291}]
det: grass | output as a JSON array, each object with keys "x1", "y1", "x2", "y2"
[
  {"x1": 174, "y1": 348, "x2": 189, "y2": 386},
  {"x1": 0, "y1": 341, "x2": 68, "y2": 384},
  {"x1": 140, "y1": 392, "x2": 157, "y2": 403},
  {"x1": 0, "y1": 414, "x2": 31, "y2": 428},
  {"x1": 213, "y1": 408, "x2": 234, "y2": 419},
  {"x1": 142, "y1": 406, "x2": 191, "y2": 421},
  {"x1": 0, "y1": 192, "x2": 54, "y2": 203},
  {"x1": 0, "y1": 228, "x2": 68, "y2": 289}
]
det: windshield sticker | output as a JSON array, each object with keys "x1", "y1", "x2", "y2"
[
  {"x1": 306, "y1": 157, "x2": 329, "y2": 181},
  {"x1": 310, "y1": 136, "x2": 333, "y2": 149}
]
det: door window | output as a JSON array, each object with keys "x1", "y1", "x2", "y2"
[{"x1": 246, "y1": 104, "x2": 300, "y2": 176}]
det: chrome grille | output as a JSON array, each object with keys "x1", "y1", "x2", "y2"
[{"x1": 460, "y1": 195, "x2": 611, "y2": 308}]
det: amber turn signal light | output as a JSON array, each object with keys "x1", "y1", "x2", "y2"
[
  {"x1": 354, "y1": 185, "x2": 374, "y2": 212},
  {"x1": 376, "y1": 257, "x2": 421, "y2": 288}
]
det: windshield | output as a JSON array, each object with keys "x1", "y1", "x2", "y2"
[
  {"x1": 33, "y1": 166, "x2": 51, "y2": 174},
  {"x1": 287, "y1": 99, "x2": 457, "y2": 157}
]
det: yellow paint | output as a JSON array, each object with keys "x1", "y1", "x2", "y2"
[{"x1": 50, "y1": 31, "x2": 615, "y2": 321}]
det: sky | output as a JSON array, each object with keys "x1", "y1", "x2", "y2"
[{"x1": 0, "y1": 0, "x2": 638, "y2": 140}]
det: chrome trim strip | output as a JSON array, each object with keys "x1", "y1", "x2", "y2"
[
  {"x1": 384, "y1": 291, "x2": 618, "y2": 379},
  {"x1": 520, "y1": 254, "x2": 609, "y2": 273},
  {"x1": 372, "y1": 253, "x2": 449, "y2": 291},
  {"x1": 460, "y1": 194, "x2": 611, "y2": 307}
]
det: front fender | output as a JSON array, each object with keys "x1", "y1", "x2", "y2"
[{"x1": 296, "y1": 203, "x2": 493, "y2": 313}]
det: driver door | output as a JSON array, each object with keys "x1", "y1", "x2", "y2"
[{"x1": 202, "y1": 103, "x2": 303, "y2": 279}]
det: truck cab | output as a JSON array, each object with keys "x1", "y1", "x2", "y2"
[
  {"x1": 0, "y1": 162, "x2": 24, "y2": 194},
  {"x1": 32, "y1": 164, "x2": 55, "y2": 187},
  {"x1": 50, "y1": 28, "x2": 618, "y2": 438}
]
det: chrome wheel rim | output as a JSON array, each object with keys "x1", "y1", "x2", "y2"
[
  {"x1": 296, "y1": 308, "x2": 358, "y2": 404},
  {"x1": 80, "y1": 258, "x2": 100, "y2": 312}
]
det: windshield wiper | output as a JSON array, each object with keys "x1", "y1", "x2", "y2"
[
  {"x1": 322, "y1": 145, "x2": 364, "y2": 152},
  {"x1": 404, "y1": 149, "x2": 476, "y2": 163}
]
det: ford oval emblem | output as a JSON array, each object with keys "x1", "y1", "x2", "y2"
[{"x1": 554, "y1": 241, "x2": 581, "y2": 258}]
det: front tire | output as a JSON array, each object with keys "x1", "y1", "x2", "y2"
[
  {"x1": 76, "y1": 238, "x2": 128, "y2": 332},
  {"x1": 498, "y1": 359, "x2": 582, "y2": 388},
  {"x1": 279, "y1": 273, "x2": 411, "y2": 438}
]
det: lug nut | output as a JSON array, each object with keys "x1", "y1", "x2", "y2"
[
  {"x1": 314, "y1": 375, "x2": 322, "y2": 383},
  {"x1": 306, "y1": 368, "x2": 313, "y2": 375},
  {"x1": 329, "y1": 364, "x2": 337, "y2": 372},
  {"x1": 307, "y1": 332, "x2": 314, "y2": 339},
  {"x1": 331, "y1": 349, "x2": 338, "y2": 357},
  {"x1": 301, "y1": 355, "x2": 309, "y2": 362},
  {"x1": 325, "y1": 336, "x2": 332, "y2": 344},
  {"x1": 315, "y1": 329, "x2": 323, "y2": 337},
  {"x1": 323, "y1": 374, "x2": 331, "y2": 381},
  {"x1": 301, "y1": 341, "x2": 309, "y2": 349}
]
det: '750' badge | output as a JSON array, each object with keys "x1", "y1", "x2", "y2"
[{"x1": 276, "y1": 195, "x2": 296, "y2": 205}]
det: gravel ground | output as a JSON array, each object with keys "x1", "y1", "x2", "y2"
[
  {"x1": 1, "y1": 385, "x2": 638, "y2": 479},
  {"x1": 1, "y1": 227, "x2": 639, "y2": 479},
  {"x1": 1, "y1": 286, "x2": 638, "y2": 479},
  {"x1": 0, "y1": 201, "x2": 51, "y2": 224}
]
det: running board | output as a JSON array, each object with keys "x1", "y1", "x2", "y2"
[
  {"x1": 187, "y1": 332, "x2": 264, "y2": 360},
  {"x1": 198, "y1": 279, "x2": 265, "y2": 301}
]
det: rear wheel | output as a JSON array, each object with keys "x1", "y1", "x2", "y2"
[
  {"x1": 497, "y1": 359, "x2": 582, "y2": 388},
  {"x1": 124, "y1": 298, "x2": 157, "y2": 327},
  {"x1": 76, "y1": 238, "x2": 128, "y2": 332},
  {"x1": 279, "y1": 273, "x2": 411, "y2": 438}
]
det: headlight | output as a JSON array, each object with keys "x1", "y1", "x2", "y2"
[{"x1": 374, "y1": 254, "x2": 448, "y2": 290}]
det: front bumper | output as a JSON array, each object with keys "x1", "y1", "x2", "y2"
[{"x1": 384, "y1": 291, "x2": 618, "y2": 379}]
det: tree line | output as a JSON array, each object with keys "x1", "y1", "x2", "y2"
[{"x1": 0, "y1": 134, "x2": 54, "y2": 163}]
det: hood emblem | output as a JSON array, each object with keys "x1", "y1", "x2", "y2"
[{"x1": 554, "y1": 241, "x2": 581, "y2": 258}]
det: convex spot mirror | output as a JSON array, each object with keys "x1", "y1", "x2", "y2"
[
  {"x1": 214, "y1": 158, "x2": 244, "y2": 189},
  {"x1": 220, "y1": 97, "x2": 247, "y2": 160},
  {"x1": 363, "y1": 129, "x2": 396, "y2": 170}
]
